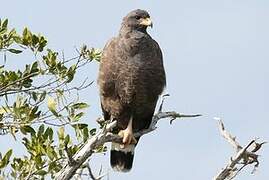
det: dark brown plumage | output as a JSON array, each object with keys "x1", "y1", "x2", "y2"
[{"x1": 97, "y1": 9, "x2": 166, "y2": 172}]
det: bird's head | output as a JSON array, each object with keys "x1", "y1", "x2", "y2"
[{"x1": 121, "y1": 9, "x2": 153, "y2": 33}]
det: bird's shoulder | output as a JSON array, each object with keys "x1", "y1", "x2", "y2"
[
  {"x1": 98, "y1": 37, "x2": 120, "y2": 94},
  {"x1": 102, "y1": 37, "x2": 118, "y2": 59}
]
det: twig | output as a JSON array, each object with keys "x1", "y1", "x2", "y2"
[
  {"x1": 213, "y1": 118, "x2": 265, "y2": 180},
  {"x1": 158, "y1": 94, "x2": 170, "y2": 113},
  {"x1": 169, "y1": 112, "x2": 202, "y2": 124},
  {"x1": 87, "y1": 164, "x2": 99, "y2": 180},
  {"x1": 86, "y1": 163, "x2": 109, "y2": 180}
]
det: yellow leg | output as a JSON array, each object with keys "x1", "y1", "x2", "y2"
[{"x1": 118, "y1": 117, "x2": 137, "y2": 148}]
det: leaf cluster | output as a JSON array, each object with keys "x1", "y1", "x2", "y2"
[{"x1": 0, "y1": 18, "x2": 104, "y2": 179}]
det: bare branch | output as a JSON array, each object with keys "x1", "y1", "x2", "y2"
[
  {"x1": 217, "y1": 119, "x2": 242, "y2": 150},
  {"x1": 213, "y1": 118, "x2": 265, "y2": 180},
  {"x1": 55, "y1": 111, "x2": 201, "y2": 180}
]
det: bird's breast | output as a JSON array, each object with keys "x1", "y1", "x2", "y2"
[{"x1": 120, "y1": 35, "x2": 152, "y2": 57}]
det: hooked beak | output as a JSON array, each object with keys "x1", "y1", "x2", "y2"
[{"x1": 140, "y1": 17, "x2": 153, "y2": 28}]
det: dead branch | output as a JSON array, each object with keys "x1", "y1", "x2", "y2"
[
  {"x1": 86, "y1": 162, "x2": 108, "y2": 180},
  {"x1": 213, "y1": 118, "x2": 266, "y2": 180},
  {"x1": 55, "y1": 111, "x2": 201, "y2": 180}
]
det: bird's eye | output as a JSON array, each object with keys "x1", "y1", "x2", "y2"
[{"x1": 135, "y1": 16, "x2": 140, "y2": 20}]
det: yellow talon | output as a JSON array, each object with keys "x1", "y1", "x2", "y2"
[{"x1": 118, "y1": 117, "x2": 137, "y2": 148}]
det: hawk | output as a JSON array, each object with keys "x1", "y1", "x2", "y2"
[{"x1": 98, "y1": 9, "x2": 166, "y2": 172}]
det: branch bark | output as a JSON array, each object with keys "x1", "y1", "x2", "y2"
[
  {"x1": 55, "y1": 111, "x2": 201, "y2": 180},
  {"x1": 213, "y1": 118, "x2": 266, "y2": 180}
]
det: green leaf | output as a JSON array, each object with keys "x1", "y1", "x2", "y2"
[
  {"x1": 48, "y1": 161, "x2": 58, "y2": 172},
  {"x1": 46, "y1": 147, "x2": 57, "y2": 160},
  {"x1": 47, "y1": 96, "x2": 56, "y2": 111},
  {"x1": 8, "y1": 28, "x2": 16, "y2": 39},
  {"x1": 39, "y1": 91, "x2": 46, "y2": 102},
  {"x1": 0, "y1": 149, "x2": 12, "y2": 169},
  {"x1": 32, "y1": 92, "x2": 38, "y2": 101},
  {"x1": 72, "y1": 112, "x2": 84, "y2": 122},
  {"x1": 48, "y1": 96, "x2": 59, "y2": 117},
  {"x1": 57, "y1": 127, "x2": 64, "y2": 140},
  {"x1": 44, "y1": 127, "x2": 53, "y2": 140},
  {"x1": 4, "y1": 149, "x2": 12, "y2": 161},
  {"x1": 7, "y1": 49, "x2": 22, "y2": 54},
  {"x1": 73, "y1": 123, "x2": 88, "y2": 130},
  {"x1": 37, "y1": 36, "x2": 47, "y2": 52},
  {"x1": 71, "y1": 102, "x2": 89, "y2": 110},
  {"x1": 34, "y1": 155, "x2": 43, "y2": 167},
  {"x1": 32, "y1": 34, "x2": 39, "y2": 46},
  {"x1": 66, "y1": 65, "x2": 76, "y2": 83},
  {"x1": 89, "y1": 128, "x2": 96, "y2": 136},
  {"x1": 20, "y1": 125, "x2": 35, "y2": 135},
  {"x1": 2, "y1": 19, "x2": 8, "y2": 29},
  {"x1": 13, "y1": 35, "x2": 22, "y2": 44},
  {"x1": 64, "y1": 135, "x2": 70, "y2": 145},
  {"x1": 37, "y1": 124, "x2": 45, "y2": 136},
  {"x1": 22, "y1": 79, "x2": 33, "y2": 88},
  {"x1": 30, "y1": 61, "x2": 39, "y2": 73},
  {"x1": 82, "y1": 128, "x2": 89, "y2": 142},
  {"x1": 35, "y1": 169, "x2": 47, "y2": 176},
  {"x1": 22, "y1": 27, "x2": 32, "y2": 46}
]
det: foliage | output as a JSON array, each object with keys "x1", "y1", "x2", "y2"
[{"x1": 0, "y1": 18, "x2": 104, "y2": 179}]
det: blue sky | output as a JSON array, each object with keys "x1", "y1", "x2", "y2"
[{"x1": 1, "y1": 0, "x2": 269, "y2": 179}]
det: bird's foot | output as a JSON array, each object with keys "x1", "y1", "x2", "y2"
[{"x1": 118, "y1": 129, "x2": 137, "y2": 149}]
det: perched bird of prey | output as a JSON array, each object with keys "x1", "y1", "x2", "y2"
[{"x1": 98, "y1": 9, "x2": 166, "y2": 172}]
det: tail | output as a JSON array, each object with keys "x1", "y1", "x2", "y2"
[{"x1": 110, "y1": 142, "x2": 136, "y2": 172}]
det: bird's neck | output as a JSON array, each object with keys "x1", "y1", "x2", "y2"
[{"x1": 119, "y1": 25, "x2": 148, "y2": 37}]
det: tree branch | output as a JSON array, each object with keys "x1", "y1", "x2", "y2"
[
  {"x1": 213, "y1": 118, "x2": 266, "y2": 180},
  {"x1": 55, "y1": 111, "x2": 201, "y2": 180}
]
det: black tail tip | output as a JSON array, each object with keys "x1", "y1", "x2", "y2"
[{"x1": 110, "y1": 150, "x2": 134, "y2": 172}]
